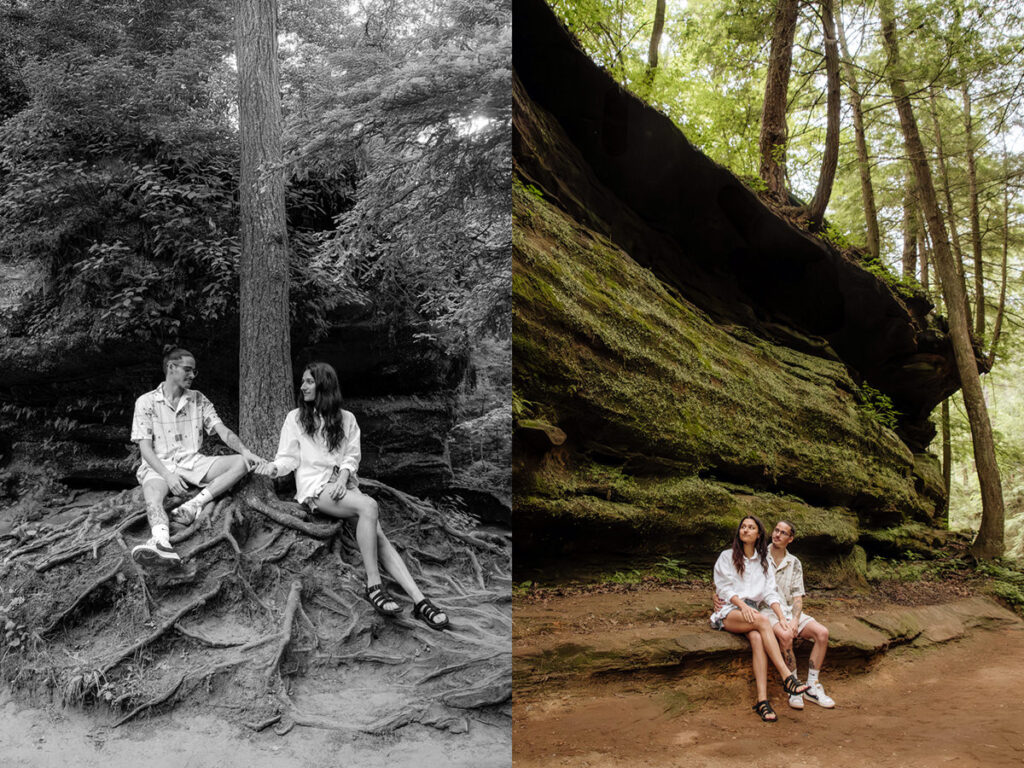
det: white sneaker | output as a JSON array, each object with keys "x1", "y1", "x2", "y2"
[
  {"x1": 804, "y1": 682, "x2": 835, "y2": 708},
  {"x1": 171, "y1": 499, "x2": 204, "y2": 525},
  {"x1": 788, "y1": 694, "x2": 805, "y2": 709},
  {"x1": 131, "y1": 537, "x2": 181, "y2": 568}
]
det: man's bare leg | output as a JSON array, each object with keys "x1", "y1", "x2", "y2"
[
  {"x1": 799, "y1": 620, "x2": 835, "y2": 707},
  {"x1": 773, "y1": 621, "x2": 797, "y2": 672},
  {"x1": 133, "y1": 479, "x2": 181, "y2": 566},
  {"x1": 172, "y1": 455, "x2": 248, "y2": 523}
]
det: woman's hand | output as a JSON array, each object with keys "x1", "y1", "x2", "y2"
[
  {"x1": 739, "y1": 601, "x2": 759, "y2": 624},
  {"x1": 328, "y1": 481, "x2": 348, "y2": 501}
]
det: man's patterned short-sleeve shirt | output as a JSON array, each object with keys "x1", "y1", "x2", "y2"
[
  {"x1": 769, "y1": 551, "x2": 806, "y2": 615},
  {"x1": 131, "y1": 385, "x2": 223, "y2": 470}
]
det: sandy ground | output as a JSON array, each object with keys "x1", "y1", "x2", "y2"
[
  {"x1": 514, "y1": 625, "x2": 1024, "y2": 768},
  {"x1": 0, "y1": 690, "x2": 511, "y2": 768}
]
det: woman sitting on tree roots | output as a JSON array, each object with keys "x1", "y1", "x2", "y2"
[
  {"x1": 256, "y1": 361, "x2": 450, "y2": 630},
  {"x1": 710, "y1": 515, "x2": 810, "y2": 721}
]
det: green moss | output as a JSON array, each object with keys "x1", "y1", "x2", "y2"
[
  {"x1": 859, "y1": 523, "x2": 946, "y2": 558},
  {"x1": 513, "y1": 177, "x2": 938, "y2": 557},
  {"x1": 861, "y1": 258, "x2": 925, "y2": 300},
  {"x1": 977, "y1": 561, "x2": 1024, "y2": 615}
]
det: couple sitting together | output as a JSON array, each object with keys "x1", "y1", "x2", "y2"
[
  {"x1": 711, "y1": 515, "x2": 835, "y2": 721},
  {"x1": 128, "y1": 347, "x2": 449, "y2": 631}
]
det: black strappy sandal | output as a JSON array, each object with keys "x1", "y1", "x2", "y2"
[
  {"x1": 365, "y1": 584, "x2": 401, "y2": 616},
  {"x1": 413, "y1": 598, "x2": 450, "y2": 630},
  {"x1": 782, "y1": 674, "x2": 810, "y2": 696},
  {"x1": 753, "y1": 700, "x2": 777, "y2": 722}
]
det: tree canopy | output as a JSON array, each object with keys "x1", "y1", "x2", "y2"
[{"x1": 0, "y1": 0, "x2": 511, "y2": 350}]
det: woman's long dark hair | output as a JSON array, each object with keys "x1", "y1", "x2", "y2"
[
  {"x1": 297, "y1": 361, "x2": 346, "y2": 452},
  {"x1": 731, "y1": 515, "x2": 769, "y2": 577}
]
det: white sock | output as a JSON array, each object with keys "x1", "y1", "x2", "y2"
[
  {"x1": 153, "y1": 524, "x2": 171, "y2": 546},
  {"x1": 807, "y1": 669, "x2": 820, "y2": 686},
  {"x1": 189, "y1": 489, "x2": 213, "y2": 509}
]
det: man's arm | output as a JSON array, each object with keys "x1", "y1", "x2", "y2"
[
  {"x1": 213, "y1": 423, "x2": 263, "y2": 469},
  {"x1": 790, "y1": 594, "x2": 804, "y2": 631}
]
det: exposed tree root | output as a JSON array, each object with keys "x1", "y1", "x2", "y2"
[
  {"x1": 42, "y1": 558, "x2": 125, "y2": 635},
  {"x1": 0, "y1": 476, "x2": 510, "y2": 734},
  {"x1": 266, "y1": 579, "x2": 303, "y2": 685},
  {"x1": 101, "y1": 579, "x2": 226, "y2": 675},
  {"x1": 113, "y1": 673, "x2": 185, "y2": 727}
]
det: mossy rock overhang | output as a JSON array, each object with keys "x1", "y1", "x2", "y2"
[
  {"x1": 512, "y1": 0, "x2": 959, "y2": 571},
  {"x1": 513, "y1": 0, "x2": 967, "y2": 450}
]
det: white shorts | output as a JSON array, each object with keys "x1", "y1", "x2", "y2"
[
  {"x1": 764, "y1": 608, "x2": 816, "y2": 635},
  {"x1": 137, "y1": 454, "x2": 219, "y2": 488}
]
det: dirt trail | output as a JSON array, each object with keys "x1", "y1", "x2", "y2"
[
  {"x1": 0, "y1": 688, "x2": 511, "y2": 768},
  {"x1": 514, "y1": 625, "x2": 1024, "y2": 768}
]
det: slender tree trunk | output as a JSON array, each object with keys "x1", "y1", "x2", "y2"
[
  {"x1": 236, "y1": 0, "x2": 293, "y2": 458},
  {"x1": 929, "y1": 87, "x2": 973, "y2": 330},
  {"x1": 902, "y1": 174, "x2": 918, "y2": 278},
  {"x1": 643, "y1": 0, "x2": 666, "y2": 90},
  {"x1": 836, "y1": 9, "x2": 880, "y2": 259},
  {"x1": 917, "y1": 210, "x2": 930, "y2": 290},
  {"x1": 759, "y1": 0, "x2": 800, "y2": 199},
  {"x1": 941, "y1": 397, "x2": 951, "y2": 522},
  {"x1": 878, "y1": 0, "x2": 1003, "y2": 558},
  {"x1": 807, "y1": 0, "x2": 841, "y2": 229},
  {"x1": 987, "y1": 169, "x2": 1009, "y2": 367},
  {"x1": 962, "y1": 83, "x2": 985, "y2": 344}
]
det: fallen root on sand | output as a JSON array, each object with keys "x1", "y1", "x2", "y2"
[{"x1": 0, "y1": 477, "x2": 511, "y2": 734}]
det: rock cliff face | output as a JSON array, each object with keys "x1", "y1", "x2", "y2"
[
  {"x1": 512, "y1": 0, "x2": 959, "y2": 579},
  {"x1": 0, "y1": 300, "x2": 466, "y2": 497}
]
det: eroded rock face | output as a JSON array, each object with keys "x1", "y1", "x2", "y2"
[
  {"x1": 0, "y1": 301, "x2": 463, "y2": 496},
  {"x1": 512, "y1": 0, "x2": 956, "y2": 575}
]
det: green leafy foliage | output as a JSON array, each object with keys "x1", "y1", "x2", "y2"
[
  {"x1": 0, "y1": 0, "x2": 509, "y2": 353},
  {"x1": 857, "y1": 383, "x2": 901, "y2": 431}
]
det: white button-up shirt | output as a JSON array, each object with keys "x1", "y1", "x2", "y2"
[
  {"x1": 710, "y1": 548, "x2": 782, "y2": 626},
  {"x1": 271, "y1": 408, "x2": 361, "y2": 502}
]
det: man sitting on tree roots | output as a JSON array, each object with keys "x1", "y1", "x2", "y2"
[
  {"x1": 714, "y1": 519, "x2": 835, "y2": 709},
  {"x1": 130, "y1": 347, "x2": 265, "y2": 568}
]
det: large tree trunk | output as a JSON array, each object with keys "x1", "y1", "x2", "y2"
[
  {"x1": 901, "y1": 174, "x2": 918, "y2": 278},
  {"x1": 836, "y1": 9, "x2": 880, "y2": 259},
  {"x1": 962, "y1": 83, "x2": 985, "y2": 344},
  {"x1": 929, "y1": 87, "x2": 973, "y2": 329},
  {"x1": 806, "y1": 0, "x2": 841, "y2": 229},
  {"x1": 236, "y1": 0, "x2": 293, "y2": 458},
  {"x1": 643, "y1": 0, "x2": 667, "y2": 90},
  {"x1": 878, "y1": 0, "x2": 1004, "y2": 558},
  {"x1": 759, "y1": 0, "x2": 800, "y2": 200}
]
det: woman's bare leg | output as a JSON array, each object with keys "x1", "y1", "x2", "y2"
[
  {"x1": 374, "y1": 524, "x2": 425, "y2": 603},
  {"x1": 315, "y1": 488, "x2": 383, "y2": 585},
  {"x1": 748, "y1": 630, "x2": 769, "y2": 703},
  {"x1": 724, "y1": 611, "x2": 796, "y2": 681},
  {"x1": 316, "y1": 490, "x2": 444, "y2": 619}
]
